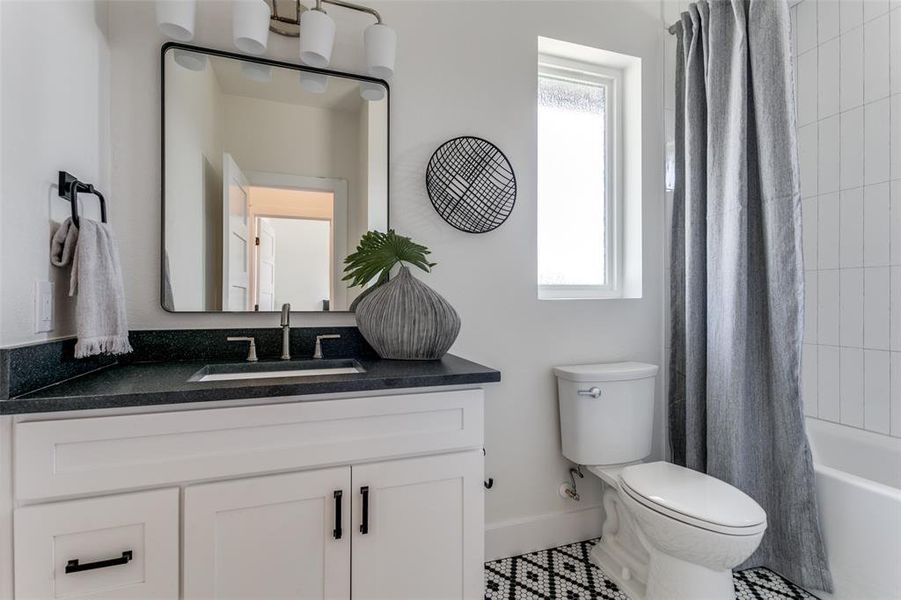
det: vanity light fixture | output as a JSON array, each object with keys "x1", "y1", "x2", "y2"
[
  {"x1": 233, "y1": 0, "x2": 271, "y2": 55},
  {"x1": 363, "y1": 22, "x2": 396, "y2": 78},
  {"x1": 299, "y1": 70, "x2": 329, "y2": 93},
  {"x1": 359, "y1": 81, "x2": 385, "y2": 101},
  {"x1": 298, "y1": 6, "x2": 336, "y2": 68},
  {"x1": 241, "y1": 61, "x2": 273, "y2": 82},
  {"x1": 156, "y1": 0, "x2": 396, "y2": 77},
  {"x1": 173, "y1": 49, "x2": 207, "y2": 72},
  {"x1": 294, "y1": 0, "x2": 395, "y2": 78},
  {"x1": 156, "y1": 0, "x2": 196, "y2": 42}
]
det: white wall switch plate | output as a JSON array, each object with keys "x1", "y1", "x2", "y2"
[{"x1": 34, "y1": 280, "x2": 53, "y2": 333}]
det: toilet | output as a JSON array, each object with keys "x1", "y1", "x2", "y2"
[{"x1": 554, "y1": 362, "x2": 767, "y2": 600}]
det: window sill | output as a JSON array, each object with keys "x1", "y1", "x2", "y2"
[{"x1": 538, "y1": 286, "x2": 625, "y2": 300}]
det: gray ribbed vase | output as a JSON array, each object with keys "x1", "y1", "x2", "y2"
[{"x1": 354, "y1": 266, "x2": 461, "y2": 360}]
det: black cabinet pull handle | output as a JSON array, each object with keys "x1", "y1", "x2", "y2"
[
  {"x1": 65, "y1": 550, "x2": 133, "y2": 574},
  {"x1": 360, "y1": 486, "x2": 370, "y2": 534},
  {"x1": 333, "y1": 490, "x2": 343, "y2": 539}
]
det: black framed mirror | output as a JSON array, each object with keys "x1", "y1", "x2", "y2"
[{"x1": 161, "y1": 43, "x2": 389, "y2": 313}]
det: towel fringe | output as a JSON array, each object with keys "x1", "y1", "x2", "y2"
[{"x1": 75, "y1": 336, "x2": 133, "y2": 358}]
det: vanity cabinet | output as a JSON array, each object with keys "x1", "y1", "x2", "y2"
[
  {"x1": 13, "y1": 488, "x2": 179, "y2": 599},
  {"x1": 184, "y1": 468, "x2": 352, "y2": 599},
  {"x1": 352, "y1": 451, "x2": 484, "y2": 600},
  {"x1": 6, "y1": 388, "x2": 486, "y2": 600},
  {"x1": 182, "y1": 451, "x2": 484, "y2": 600}
]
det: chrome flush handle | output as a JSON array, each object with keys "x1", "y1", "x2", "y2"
[{"x1": 578, "y1": 387, "x2": 602, "y2": 399}]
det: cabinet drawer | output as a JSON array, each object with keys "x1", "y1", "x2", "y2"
[
  {"x1": 14, "y1": 488, "x2": 179, "y2": 599},
  {"x1": 15, "y1": 389, "x2": 484, "y2": 500}
]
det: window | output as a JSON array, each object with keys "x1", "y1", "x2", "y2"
[{"x1": 538, "y1": 52, "x2": 622, "y2": 299}]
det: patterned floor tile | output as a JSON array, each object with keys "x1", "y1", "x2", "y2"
[{"x1": 485, "y1": 539, "x2": 819, "y2": 600}]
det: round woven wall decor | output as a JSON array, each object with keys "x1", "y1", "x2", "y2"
[{"x1": 425, "y1": 136, "x2": 516, "y2": 234}]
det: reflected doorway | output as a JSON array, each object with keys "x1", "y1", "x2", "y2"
[{"x1": 248, "y1": 186, "x2": 338, "y2": 312}]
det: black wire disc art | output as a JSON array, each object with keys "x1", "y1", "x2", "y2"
[{"x1": 426, "y1": 136, "x2": 516, "y2": 234}]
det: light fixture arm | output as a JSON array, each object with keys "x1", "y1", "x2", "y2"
[{"x1": 314, "y1": 0, "x2": 382, "y2": 24}]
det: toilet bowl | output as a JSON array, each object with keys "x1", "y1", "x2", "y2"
[
  {"x1": 555, "y1": 363, "x2": 767, "y2": 600},
  {"x1": 618, "y1": 461, "x2": 766, "y2": 599}
]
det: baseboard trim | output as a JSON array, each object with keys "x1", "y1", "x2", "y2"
[{"x1": 485, "y1": 504, "x2": 604, "y2": 561}]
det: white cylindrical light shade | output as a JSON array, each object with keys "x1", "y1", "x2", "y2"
[
  {"x1": 299, "y1": 71, "x2": 329, "y2": 94},
  {"x1": 173, "y1": 49, "x2": 207, "y2": 71},
  {"x1": 156, "y1": 0, "x2": 196, "y2": 41},
  {"x1": 364, "y1": 23, "x2": 396, "y2": 79},
  {"x1": 241, "y1": 61, "x2": 272, "y2": 82},
  {"x1": 299, "y1": 9, "x2": 335, "y2": 68},
  {"x1": 232, "y1": 0, "x2": 270, "y2": 55},
  {"x1": 359, "y1": 81, "x2": 385, "y2": 102}
]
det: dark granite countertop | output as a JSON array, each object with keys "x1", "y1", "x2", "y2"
[{"x1": 1, "y1": 353, "x2": 500, "y2": 415}]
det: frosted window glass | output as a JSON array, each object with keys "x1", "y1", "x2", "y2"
[{"x1": 537, "y1": 74, "x2": 607, "y2": 286}]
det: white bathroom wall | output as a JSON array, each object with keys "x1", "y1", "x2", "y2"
[
  {"x1": 790, "y1": 0, "x2": 901, "y2": 438},
  {"x1": 0, "y1": 0, "x2": 111, "y2": 347},
  {"x1": 267, "y1": 217, "x2": 331, "y2": 311},
  {"x1": 106, "y1": 0, "x2": 665, "y2": 555},
  {"x1": 220, "y1": 94, "x2": 361, "y2": 250},
  {"x1": 164, "y1": 51, "x2": 224, "y2": 310}
]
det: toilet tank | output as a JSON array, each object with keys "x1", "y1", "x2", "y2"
[{"x1": 554, "y1": 362, "x2": 659, "y2": 465}]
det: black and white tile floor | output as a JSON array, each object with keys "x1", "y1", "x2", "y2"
[{"x1": 484, "y1": 539, "x2": 819, "y2": 600}]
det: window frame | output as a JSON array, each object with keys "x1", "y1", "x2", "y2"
[{"x1": 537, "y1": 54, "x2": 624, "y2": 300}]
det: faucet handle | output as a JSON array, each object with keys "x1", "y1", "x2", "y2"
[
  {"x1": 227, "y1": 337, "x2": 258, "y2": 362},
  {"x1": 313, "y1": 334, "x2": 341, "y2": 359}
]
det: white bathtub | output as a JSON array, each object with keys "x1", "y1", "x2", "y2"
[{"x1": 806, "y1": 418, "x2": 901, "y2": 600}]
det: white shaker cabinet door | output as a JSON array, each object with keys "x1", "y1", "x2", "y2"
[
  {"x1": 351, "y1": 451, "x2": 485, "y2": 600},
  {"x1": 14, "y1": 488, "x2": 179, "y2": 600},
  {"x1": 183, "y1": 467, "x2": 351, "y2": 600}
]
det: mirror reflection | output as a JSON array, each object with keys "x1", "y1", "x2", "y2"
[{"x1": 162, "y1": 47, "x2": 388, "y2": 312}]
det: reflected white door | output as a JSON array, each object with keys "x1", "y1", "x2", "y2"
[
  {"x1": 222, "y1": 153, "x2": 250, "y2": 311},
  {"x1": 183, "y1": 468, "x2": 351, "y2": 599},
  {"x1": 256, "y1": 218, "x2": 276, "y2": 311}
]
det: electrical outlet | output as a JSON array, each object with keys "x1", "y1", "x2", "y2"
[{"x1": 34, "y1": 280, "x2": 53, "y2": 333}]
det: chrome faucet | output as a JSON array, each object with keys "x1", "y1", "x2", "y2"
[
  {"x1": 280, "y1": 303, "x2": 291, "y2": 360},
  {"x1": 227, "y1": 337, "x2": 258, "y2": 362},
  {"x1": 313, "y1": 334, "x2": 341, "y2": 359}
]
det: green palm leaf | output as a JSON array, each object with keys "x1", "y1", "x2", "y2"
[{"x1": 343, "y1": 230, "x2": 437, "y2": 289}]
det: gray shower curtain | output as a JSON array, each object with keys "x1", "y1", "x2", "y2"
[{"x1": 669, "y1": 0, "x2": 832, "y2": 592}]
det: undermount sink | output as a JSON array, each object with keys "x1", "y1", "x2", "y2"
[{"x1": 188, "y1": 359, "x2": 365, "y2": 383}]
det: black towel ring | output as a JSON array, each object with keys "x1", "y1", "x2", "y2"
[{"x1": 58, "y1": 171, "x2": 107, "y2": 228}]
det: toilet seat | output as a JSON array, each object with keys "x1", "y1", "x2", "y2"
[{"x1": 619, "y1": 462, "x2": 767, "y2": 536}]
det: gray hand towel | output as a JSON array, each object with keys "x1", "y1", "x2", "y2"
[{"x1": 50, "y1": 218, "x2": 133, "y2": 358}]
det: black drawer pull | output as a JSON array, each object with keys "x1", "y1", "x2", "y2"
[
  {"x1": 65, "y1": 550, "x2": 133, "y2": 574},
  {"x1": 360, "y1": 486, "x2": 370, "y2": 534},
  {"x1": 333, "y1": 490, "x2": 343, "y2": 539}
]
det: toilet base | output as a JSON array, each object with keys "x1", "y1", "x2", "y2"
[
  {"x1": 645, "y1": 547, "x2": 734, "y2": 600},
  {"x1": 591, "y1": 540, "x2": 646, "y2": 600},
  {"x1": 588, "y1": 485, "x2": 650, "y2": 600}
]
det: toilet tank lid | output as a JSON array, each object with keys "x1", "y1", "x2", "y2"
[{"x1": 553, "y1": 362, "x2": 658, "y2": 383}]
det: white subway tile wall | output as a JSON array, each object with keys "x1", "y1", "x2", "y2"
[
  {"x1": 839, "y1": 26, "x2": 864, "y2": 110},
  {"x1": 791, "y1": 0, "x2": 901, "y2": 437},
  {"x1": 819, "y1": 115, "x2": 842, "y2": 194},
  {"x1": 820, "y1": 37, "x2": 842, "y2": 117},
  {"x1": 839, "y1": 188, "x2": 864, "y2": 266}
]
